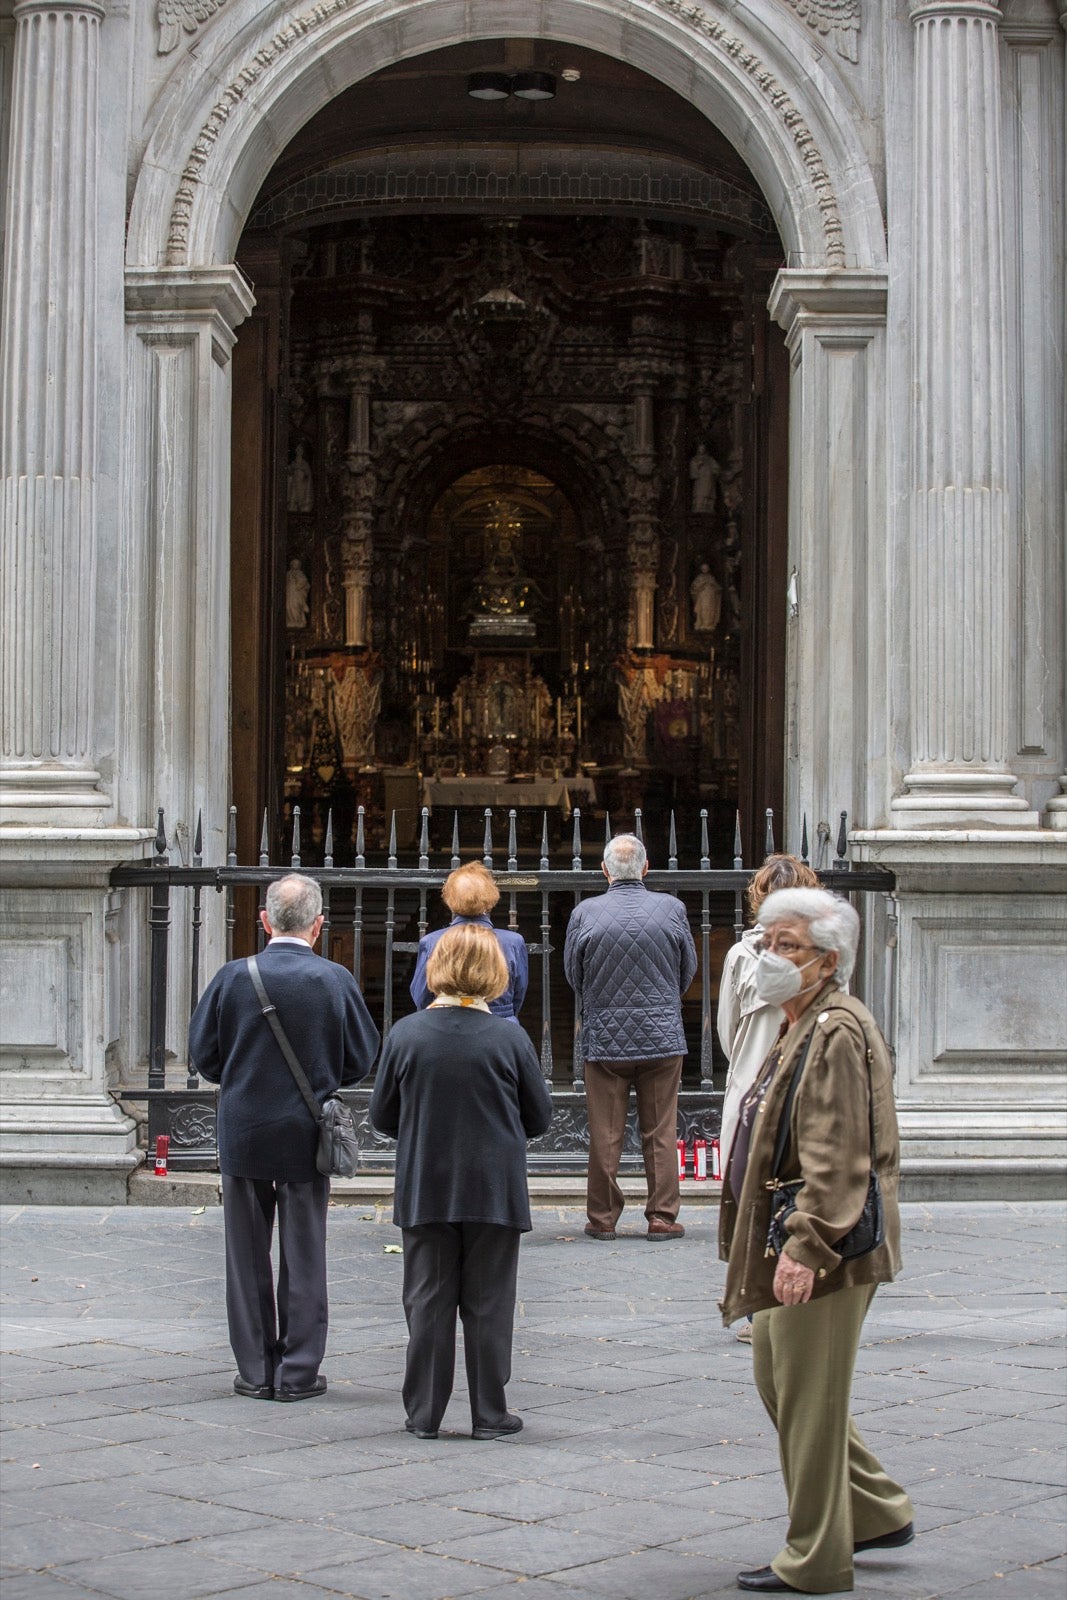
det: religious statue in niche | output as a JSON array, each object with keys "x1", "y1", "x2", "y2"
[
  {"x1": 689, "y1": 442, "x2": 719, "y2": 513},
  {"x1": 690, "y1": 563, "x2": 723, "y2": 633},
  {"x1": 469, "y1": 499, "x2": 538, "y2": 639},
  {"x1": 287, "y1": 442, "x2": 314, "y2": 514},
  {"x1": 285, "y1": 558, "x2": 310, "y2": 630}
]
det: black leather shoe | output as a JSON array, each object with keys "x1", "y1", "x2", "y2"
[
  {"x1": 275, "y1": 1375, "x2": 327, "y2": 1402},
  {"x1": 855, "y1": 1520, "x2": 915, "y2": 1553},
  {"x1": 584, "y1": 1223, "x2": 616, "y2": 1240},
  {"x1": 233, "y1": 1377, "x2": 274, "y2": 1400},
  {"x1": 405, "y1": 1418, "x2": 439, "y2": 1440},
  {"x1": 737, "y1": 1568, "x2": 800, "y2": 1592},
  {"x1": 472, "y1": 1413, "x2": 523, "y2": 1440}
]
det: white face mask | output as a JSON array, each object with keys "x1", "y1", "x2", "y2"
[{"x1": 754, "y1": 949, "x2": 823, "y2": 1006}]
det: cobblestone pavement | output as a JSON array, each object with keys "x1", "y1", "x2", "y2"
[{"x1": 1, "y1": 1202, "x2": 1064, "y2": 1600}]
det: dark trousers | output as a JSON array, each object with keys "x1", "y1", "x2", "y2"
[
  {"x1": 400, "y1": 1221, "x2": 520, "y2": 1434},
  {"x1": 584, "y1": 1054, "x2": 683, "y2": 1229},
  {"x1": 221, "y1": 1173, "x2": 330, "y2": 1392}
]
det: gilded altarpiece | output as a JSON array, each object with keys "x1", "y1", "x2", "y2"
[{"x1": 257, "y1": 214, "x2": 783, "y2": 859}]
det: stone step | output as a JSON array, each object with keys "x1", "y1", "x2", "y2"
[{"x1": 127, "y1": 1169, "x2": 725, "y2": 1208}]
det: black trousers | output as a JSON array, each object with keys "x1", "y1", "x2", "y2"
[
  {"x1": 401, "y1": 1221, "x2": 520, "y2": 1434},
  {"x1": 221, "y1": 1173, "x2": 329, "y2": 1392}
]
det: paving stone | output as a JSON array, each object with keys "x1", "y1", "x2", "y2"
[
  {"x1": 303, "y1": 1549, "x2": 504, "y2": 1599},
  {"x1": 1, "y1": 1202, "x2": 1064, "y2": 1600},
  {"x1": 1, "y1": 1518, "x2": 164, "y2": 1571},
  {"x1": 183, "y1": 1523, "x2": 384, "y2": 1577},
  {"x1": 422, "y1": 1521, "x2": 638, "y2": 1575},
  {"x1": 51, "y1": 1545, "x2": 263, "y2": 1600}
]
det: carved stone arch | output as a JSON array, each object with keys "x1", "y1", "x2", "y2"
[
  {"x1": 371, "y1": 403, "x2": 630, "y2": 554},
  {"x1": 128, "y1": 0, "x2": 886, "y2": 274}
]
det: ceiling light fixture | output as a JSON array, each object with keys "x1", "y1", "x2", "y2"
[
  {"x1": 511, "y1": 71, "x2": 556, "y2": 101},
  {"x1": 467, "y1": 71, "x2": 511, "y2": 100}
]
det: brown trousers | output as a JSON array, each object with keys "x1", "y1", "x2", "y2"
[{"x1": 584, "y1": 1055, "x2": 683, "y2": 1230}]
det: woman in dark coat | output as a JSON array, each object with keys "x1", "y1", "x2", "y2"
[{"x1": 370, "y1": 923, "x2": 553, "y2": 1440}]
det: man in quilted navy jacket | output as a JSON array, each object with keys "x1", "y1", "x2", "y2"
[{"x1": 564, "y1": 834, "x2": 697, "y2": 1241}]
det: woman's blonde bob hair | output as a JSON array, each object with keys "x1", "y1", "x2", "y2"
[
  {"x1": 441, "y1": 862, "x2": 500, "y2": 917},
  {"x1": 425, "y1": 923, "x2": 509, "y2": 1002}
]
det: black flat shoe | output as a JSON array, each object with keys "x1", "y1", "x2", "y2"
[
  {"x1": 472, "y1": 1413, "x2": 523, "y2": 1440},
  {"x1": 405, "y1": 1418, "x2": 439, "y2": 1440},
  {"x1": 855, "y1": 1520, "x2": 915, "y2": 1553},
  {"x1": 275, "y1": 1375, "x2": 327, "y2": 1402},
  {"x1": 233, "y1": 1377, "x2": 274, "y2": 1400},
  {"x1": 737, "y1": 1568, "x2": 800, "y2": 1593}
]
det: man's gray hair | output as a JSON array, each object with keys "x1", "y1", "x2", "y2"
[
  {"x1": 759, "y1": 887, "x2": 859, "y2": 985},
  {"x1": 265, "y1": 873, "x2": 323, "y2": 934},
  {"x1": 603, "y1": 833, "x2": 647, "y2": 882}
]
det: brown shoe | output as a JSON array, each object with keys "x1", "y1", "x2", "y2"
[
  {"x1": 646, "y1": 1219, "x2": 685, "y2": 1240},
  {"x1": 584, "y1": 1222, "x2": 617, "y2": 1241}
]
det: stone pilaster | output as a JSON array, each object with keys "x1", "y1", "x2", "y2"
[
  {"x1": 1046, "y1": 8, "x2": 1067, "y2": 830},
  {"x1": 0, "y1": 0, "x2": 108, "y2": 822},
  {"x1": 895, "y1": 1, "x2": 1037, "y2": 825},
  {"x1": 768, "y1": 269, "x2": 889, "y2": 842}
]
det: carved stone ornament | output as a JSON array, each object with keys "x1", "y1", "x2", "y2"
[
  {"x1": 166, "y1": 0, "x2": 846, "y2": 268},
  {"x1": 157, "y1": 0, "x2": 229, "y2": 56},
  {"x1": 782, "y1": 0, "x2": 860, "y2": 63}
]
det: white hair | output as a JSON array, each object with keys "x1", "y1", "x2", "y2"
[
  {"x1": 265, "y1": 873, "x2": 322, "y2": 934},
  {"x1": 759, "y1": 887, "x2": 859, "y2": 985},
  {"x1": 603, "y1": 833, "x2": 647, "y2": 881}
]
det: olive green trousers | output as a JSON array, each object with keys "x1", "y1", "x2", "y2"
[{"x1": 752, "y1": 1282, "x2": 914, "y2": 1594}]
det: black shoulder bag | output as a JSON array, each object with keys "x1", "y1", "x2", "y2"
[
  {"x1": 246, "y1": 955, "x2": 359, "y2": 1179},
  {"x1": 765, "y1": 1009, "x2": 885, "y2": 1263}
]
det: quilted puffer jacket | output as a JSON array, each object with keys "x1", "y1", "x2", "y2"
[{"x1": 563, "y1": 880, "x2": 698, "y2": 1061}]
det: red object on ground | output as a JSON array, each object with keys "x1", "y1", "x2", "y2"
[
  {"x1": 677, "y1": 1138, "x2": 687, "y2": 1181},
  {"x1": 154, "y1": 1134, "x2": 170, "y2": 1176},
  {"x1": 694, "y1": 1137, "x2": 707, "y2": 1181},
  {"x1": 710, "y1": 1136, "x2": 722, "y2": 1181}
]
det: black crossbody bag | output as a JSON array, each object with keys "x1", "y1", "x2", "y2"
[
  {"x1": 765, "y1": 1009, "x2": 885, "y2": 1263},
  {"x1": 246, "y1": 955, "x2": 359, "y2": 1179}
]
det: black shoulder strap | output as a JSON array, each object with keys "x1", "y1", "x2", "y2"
[
  {"x1": 770, "y1": 999, "x2": 880, "y2": 1180},
  {"x1": 769, "y1": 1022, "x2": 817, "y2": 1180},
  {"x1": 246, "y1": 955, "x2": 322, "y2": 1123}
]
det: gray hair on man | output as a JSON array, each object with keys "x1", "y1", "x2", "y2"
[
  {"x1": 603, "y1": 833, "x2": 647, "y2": 882},
  {"x1": 759, "y1": 887, "x2": 859, "y2": 985},
  {"x1": 265, "y1": 873, "x2": 323, "y2": 934}
]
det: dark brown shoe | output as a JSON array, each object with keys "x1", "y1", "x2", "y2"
[
  {"x1": 584, "y1": 1223, "x2": 617, "y2": 1241},
  {"x1": 646, "y1": 1219, "x2": 685, "y2": 1240}
]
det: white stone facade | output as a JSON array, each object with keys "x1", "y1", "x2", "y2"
[{"x1": 1, "y1": 0, "x2": 1064, "y2": 1199}]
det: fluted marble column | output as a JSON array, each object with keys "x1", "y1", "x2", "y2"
[
  {"x1": 0, "y1": 0, "x2": 107, "y2": 820},
  {"x1": 1046, "y1": 7, "x2": 1067, "y2": 829},
  {"x1": 895, "y1": 0, "x2": 1037, "y2": 824}
]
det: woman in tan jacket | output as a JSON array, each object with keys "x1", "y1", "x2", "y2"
[{"x1": 719, "y1": 888, "x2": 914, "y2": 1595}]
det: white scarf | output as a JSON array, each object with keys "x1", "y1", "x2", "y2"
[{"x1": 428, "y1": 994, "x2": 490, "y2": 1012}]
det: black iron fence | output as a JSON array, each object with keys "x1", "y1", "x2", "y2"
[{"x1": 111, "y1": 804, "x2": 894, "y2": 1171}]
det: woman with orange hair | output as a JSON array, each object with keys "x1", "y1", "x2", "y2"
[{"x1": 409, "y1": 862, "x2": 528, "y2": 1021}]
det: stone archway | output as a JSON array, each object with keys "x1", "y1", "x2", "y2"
[{"x1": 121, "y1": 0, "x2": 888, "y2": 870}]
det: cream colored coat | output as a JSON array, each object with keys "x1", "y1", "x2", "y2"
[{"x1": 716, "y1": 927, "x2": 785, "y2": 1170}]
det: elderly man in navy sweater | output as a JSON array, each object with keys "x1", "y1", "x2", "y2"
[
  {"x1": 564, "y1": 834, "x2": 697, "y2": 1242},
  {"x1": 189, "y1": 874, "x2": 379, "y2": 1401}
]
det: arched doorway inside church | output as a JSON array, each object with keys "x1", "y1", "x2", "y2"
[{"x1": 229, "y1": 38, "x2": 789, "y2": 871}]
